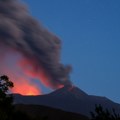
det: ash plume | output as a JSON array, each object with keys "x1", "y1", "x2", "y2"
[{"x1": 0, "y1": 0, "x2": 72, "y2": 91}]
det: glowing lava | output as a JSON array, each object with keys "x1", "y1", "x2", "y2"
[{"x1": 12, "y1": 82, "x2": 41, "y2": 95}]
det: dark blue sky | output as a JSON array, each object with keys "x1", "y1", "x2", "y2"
[{"x1": 23, "y1": 0, "x2": 120, "y2": 103}]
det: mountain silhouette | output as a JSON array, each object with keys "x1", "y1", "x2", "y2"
[{"x1": 14, "y1": 86, "x2": 120, "y2": 117}]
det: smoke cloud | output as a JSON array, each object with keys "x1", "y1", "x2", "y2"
[{"x1": 0, "y1": 0, "x2": 72, "y2": 94}]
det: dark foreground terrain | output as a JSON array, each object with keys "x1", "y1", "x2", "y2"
[{"x1": 15, "y1": 104, "x2": 89, "y2": 120}]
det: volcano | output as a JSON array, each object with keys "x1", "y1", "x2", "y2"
[{"x1": 14, "y1": 86, "x2": 120, "y2": 117}]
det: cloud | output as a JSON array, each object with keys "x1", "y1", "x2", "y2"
[{"x1": 0, "y1": 0, "x2": 72, "y2": 94}]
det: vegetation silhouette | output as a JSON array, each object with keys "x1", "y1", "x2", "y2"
[
  {"x1": 0, "y1": 75, "x2": 14, "y2": 120},
  {"x1": 90, "y1": 104, "x2": 120, "y2": 120}
]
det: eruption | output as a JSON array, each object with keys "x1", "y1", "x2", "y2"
[{"x1": 0, "y1": 0, "x2": 72, "y2": 95}]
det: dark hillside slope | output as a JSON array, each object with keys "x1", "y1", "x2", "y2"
[{"x1": 15, "y1": 104, "x2": 89, "y2": 120}]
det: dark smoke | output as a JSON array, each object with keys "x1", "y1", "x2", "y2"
[{"x1": 0, "y1": 0, "x2": 72, "y2": 89}]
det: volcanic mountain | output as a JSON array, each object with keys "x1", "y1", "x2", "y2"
[{"x1": 14, "y1": 86, "x2": 120, "y2": 117}]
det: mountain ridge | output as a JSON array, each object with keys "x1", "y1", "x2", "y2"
[{"x1": 14, "y1": 86, "x2": 120, "y2": 117}]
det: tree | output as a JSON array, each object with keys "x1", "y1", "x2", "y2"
[
  {"x1": 0, "y1": 75, "x2": 14, "y2": 120},
  {"x1": 90, "y1": 104, "x2": 120, "y2": 120}
]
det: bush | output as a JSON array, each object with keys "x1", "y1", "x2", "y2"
[{"x1": 90, "y1": 104, "x2": 120, "y2": 120}]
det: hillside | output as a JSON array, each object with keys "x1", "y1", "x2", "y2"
[{"x1": 15, "y1": 104, "x2": 89, "y2": 120}]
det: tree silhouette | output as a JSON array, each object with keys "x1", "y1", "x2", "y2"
[
  {"x1": 0, "y1": 75, "x2": 14, "y2": 120},
  {"x1": 90, "y1": 104, "x2": 120, "y2": 120}
]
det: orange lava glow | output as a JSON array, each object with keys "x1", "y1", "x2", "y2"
[
  {"x1": 12, "y1": 84, "x2": 40, "y2": 95},
  {"x1": 11, "y1": 76, "x2": 41, "y2": 95}
]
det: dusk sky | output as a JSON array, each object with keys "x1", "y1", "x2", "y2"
[{"x1": 22, "y1": 0, "x2": 120, "y2": 103}]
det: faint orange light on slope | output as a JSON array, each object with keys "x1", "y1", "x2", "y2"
[
  {"x1": 12, "y1": 82, "x2": 41, "y2": 95},
  {"x1": 10, "y1": 75, "x2": 41, "y2": 95}
]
